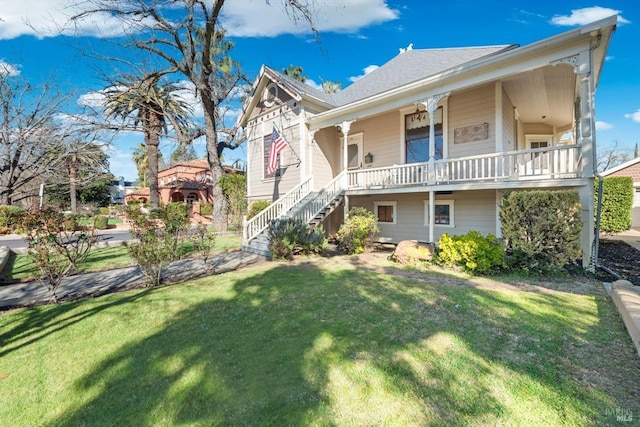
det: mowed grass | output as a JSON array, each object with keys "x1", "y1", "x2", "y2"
[
  {"x1": 8, "y1": 234, "x2": 242, "y2": 281},
  {"x1": 1, "y1": 255, "x2": 639, "y2": 426}
]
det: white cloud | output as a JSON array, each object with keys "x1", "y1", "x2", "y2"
[
  {"x1": 550, "y1": 7, "x2": 630, "y2": 26},
  {"x1": 0, "y1": 0, "x2": 398, "y2": 40},
  {"x1": 624, "y1": 110, "x2": 640, "y2": 124},
  {"x1": 349, "y1": 65, "x2": 379, "y2": 83},
  {"x1": 0, "y1": 60, "x2": 20, "y2": 76},
  {"x1": 220, "y1": 0, "x2": 399, "y2": 37},
  {"x1": 106, "y1": 146, "x2": 138, "y2": 181},
  {"x1": 595, "y1": 121, "x2": 613, "y2": 130},
  {"x1": 78, "y1": 90, "x2": 107, "y2": 109}
]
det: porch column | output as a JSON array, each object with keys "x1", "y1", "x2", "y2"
[
  {"x1": 578, "y1": 51, "x2": 595, "y2": 271},
  {"x1": 308, "y1": 130, "x2": 317, "y2": 190},
  {"x1": 418, "y1": 92, "x2": 449, "y2": 184},
  {"x1": 338, "y1": 120, "x2": 353, "y2": 172},
  {"x1": 553, "y1": 51, "x2": 595, "y2": 270},
  {"x1": 428, "y1": 190, "x2": 435, "y2": 243},
  {"x1": 344, "y1": 195, "x2": 350, "y2": 221}
]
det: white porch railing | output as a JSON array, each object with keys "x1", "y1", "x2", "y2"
[
  {"x1": 243, "y1": 176, "x2": 313, "y2": 244},
  {"x1": 347, "y1": 144, "x2": 581, "y2": 189},
  {"x1": 291, "y1": 172, "x2": 346, "y2": 225}
]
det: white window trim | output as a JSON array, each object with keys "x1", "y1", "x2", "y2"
[
  {"x1": 374, "y1": 201, "x2": 397, "y2": 225},
  {"x1": 423, "y1": 199, "x2": 455, "y2": 228}
]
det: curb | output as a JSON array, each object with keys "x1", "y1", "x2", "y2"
[
  {"x1": 0, "y1": 246, "x2": 10, "y2": 273},
  {"x1": 610, "y1": 279, "x2": 640, "y2": 356}
]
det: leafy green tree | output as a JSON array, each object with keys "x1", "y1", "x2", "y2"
[
  {"x1": 103, "y1": 75, "x2": 191, "y2": 208},
  {"x1": 71, "y1": 0, "x2": 318, "y2": 231},
  {"x1": 220, "y1": 173, "x2": 247, "y2": 229}
]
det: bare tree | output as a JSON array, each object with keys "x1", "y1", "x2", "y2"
[
  {"x1": 70, "y1": 0, "x2": 318, "y2": 230},
  {"x1": 0, "y1": 74, "x2": 67, "y2": 206},
  {"x1": 597, "y1": 139, "x2": 633, "y2": 173}
]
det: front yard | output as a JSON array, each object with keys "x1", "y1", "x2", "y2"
[{"x1": 0, "y1": 253, "x2": 638, "y2": 426}]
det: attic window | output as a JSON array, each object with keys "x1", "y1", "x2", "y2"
[{"x1": 263, "y1": 83, "x2": 278, "y2": 107}]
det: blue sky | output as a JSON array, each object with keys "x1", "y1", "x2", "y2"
[{"x1": 0, "y1": 1, "x2": 638, "y2": 181}]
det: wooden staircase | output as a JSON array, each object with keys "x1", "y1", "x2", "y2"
[{"x1": 243, "y1": 173, "x2": 346, "y2": 257}]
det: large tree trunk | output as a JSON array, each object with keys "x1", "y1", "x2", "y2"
[
  {"x1": 69, "y1": 164, "x2": 77, "y2": 213},
  {"x1": 147, "y1": 112, "x2": 162, "y2": 209},
  {"x1": 202, "y1": 92, "x2": 228, "y2": 231}
]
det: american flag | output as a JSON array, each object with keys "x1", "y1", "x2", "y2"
[{"x1": 267, "y1": 125, "x2": 288, "y2": 175}]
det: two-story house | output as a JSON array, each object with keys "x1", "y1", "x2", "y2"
[
  {"x1": 239, "y1": 16, "x2": 617, "y2": 269},
  {"x1": 125, "y1": 159, "x2": 242, "y2": 211}
]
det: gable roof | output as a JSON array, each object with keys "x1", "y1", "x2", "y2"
[
  {"x1": 239, "y1": 15, "x2": 617, "y2": 129},
  {"x1": 601, "y1": 157, "x2": 640, "y2": 177},
  {"x1": 330, "y1": 45, "x2": 515, "y2": 106}
]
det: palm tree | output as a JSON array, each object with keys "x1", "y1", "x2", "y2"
[
  {"x1": 103, "y1": 74, "x2": 192, "y2": 208},
  {"x1": 131, "y1": 142, "x2": 149, "y2": 186},
  {"x1": 283, "y1": 64, "x2": 307, "y2": 82},
  {"x1": 65, "y1": 142, "x2": 109, "y2": 213}
]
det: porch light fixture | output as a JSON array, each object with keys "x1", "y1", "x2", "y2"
[{"x1": 364, "y1": 152, "x2": 374, "y2": 164}]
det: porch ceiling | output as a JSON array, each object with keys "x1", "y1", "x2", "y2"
[{"x1": 502, "y1": 64, "x2": 576, "y2": 128}]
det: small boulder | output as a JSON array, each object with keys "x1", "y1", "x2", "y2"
[{"x1": 390, "y1": 240, "x2": 435, "y2": 265}]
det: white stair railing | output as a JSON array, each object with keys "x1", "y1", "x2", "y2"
[
  {"x1": 243, "y1": 176, "x2": 313, "y2": 244},
  {"x1": 291, "y1": 171, "x2": 346, "y2": 224}
]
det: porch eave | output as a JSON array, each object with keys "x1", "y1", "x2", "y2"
[{"x1": 345, "y1": 177, "x2": 591, "y2": 196}]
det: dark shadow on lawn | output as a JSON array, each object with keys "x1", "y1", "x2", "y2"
[
  {"x1": 45, "y1": 261, "x2": 638, "y2": 425},
  {"x1": 0, "y1": 287, "x2": 155, "y2": 359}
]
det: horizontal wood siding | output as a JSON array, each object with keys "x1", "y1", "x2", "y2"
[
  {"x1": 311, "y1": 127, "x2": 339, "y2": 190},
  {"x1": 448, "y1": 84, "x2": 496, "y2": 158},
  {"x1": 503, "y1": 92, "x2": 515, "y2": 151},
  {"x1": 350, "y1": 190, "x2": 497, "y2": 243},
  {"x1": 349, "y1": 112, "x2": 402, "y2": 168},
  {"x1": 246, "y1": 112, "x2": 301, "y2": 203}
]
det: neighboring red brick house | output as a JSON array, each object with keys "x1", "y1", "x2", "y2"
[
  {"x1": 125, "y1": 159, "x2": 243, "y2": 210},
  {"x1": 602, "y1": 157, "x2": 640, "y2": 227}
]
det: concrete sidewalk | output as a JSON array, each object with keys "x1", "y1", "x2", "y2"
[
  {"x1": 604, "y1": 227, "x2": 640, "y2": 251},
  {"x1": 0, "y1": 250, "x2": 266, "y2": 309}
]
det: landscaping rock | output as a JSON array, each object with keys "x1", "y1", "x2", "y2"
[{"x1": 389, "y1": 240, "x2": 435, "y2": 265}]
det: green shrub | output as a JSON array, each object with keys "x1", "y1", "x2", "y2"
[
  {"x1": 596, "y1": 176, "x2": 634, "y2": 233},
  {"x1": 336, "y1": 207, "x2": 379, "y2": 254},
  {"x1": 436, "y1": 231, "x2": 505, "y2": 275},
  {"x1": 98, "y1": 207, "x2": 110, "y2": 216},
  {"x1": 0, "y1": 205, "x2": 23, "y2": 231},
  {"x1": 200, "y1": 201, "x2": 213, "y2": 216},
  {"x1": 93, "y1": 215, "x2": 109, "y2": 230},
  {"x1": 126, "y1": 204, "x2": 191, "y2": 286},
  {"x1": 63, "y1": 214, "x2": 81, "y2": 231},
  {"x1": 500, "y1": 190, "x2": 582, "y2": 273},
  {"x1": 268, "y1": 217, "x2": 327, "y2": 260},
  {"x1": 247, "y1": 200, "x2": 271, "y2": 219}
]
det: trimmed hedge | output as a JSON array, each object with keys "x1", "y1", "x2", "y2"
[
  {"x1": 436, "y1": 231, "x2": 505, "y2": 275},
  {"x1": 596, "y1": 176, "x2": 634, "y2": 233},
  {"x1": 93, "y1": 215, "x2": 109, "y2": 230},
  {"x1": 247, "y1": 200, "x2": 271, "y2": 219},
  {"x1": 500, "y1": 190, "x2": 582, "y2": 272}
]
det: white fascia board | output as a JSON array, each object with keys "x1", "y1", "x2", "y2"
[
  {"x1": 601, "y1": 157, "x2": 640, "y2": 176},
  {"x1": 308, "y1": 16, "x2": 616, "y2": 131}
]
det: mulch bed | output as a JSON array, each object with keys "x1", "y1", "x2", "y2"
[{"x1": 597, "y1": 239, "x2": 640, "y2": 286}]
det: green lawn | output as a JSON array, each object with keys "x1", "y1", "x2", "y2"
[
  {"x1": 1, "y1": 255, "x2": 638, "y2": 426},
  {"x1": 8, "y1": 234, "x2": 242, "y2": 281}
]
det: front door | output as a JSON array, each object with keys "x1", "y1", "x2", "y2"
[
  {"x1": 347, "y1": 133, "x2": 364, "y2": 170},
  {"x1": 525, "y1": 135, "x2": 552, "y2": 175}
]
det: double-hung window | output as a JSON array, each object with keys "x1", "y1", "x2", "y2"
[
  {"x1": 406, "y1": 107, "x2": 443, "y2": 163},
  {"x1": 424, "y1": 200, "x2": 455, "y2": 227},
  {"x1": 374, "y1": 201, "x2": 397, "y2": 225}
]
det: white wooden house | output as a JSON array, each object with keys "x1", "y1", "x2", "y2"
[{"x1": 238, "y1": 16, "x2": 617, "y2": 268}]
